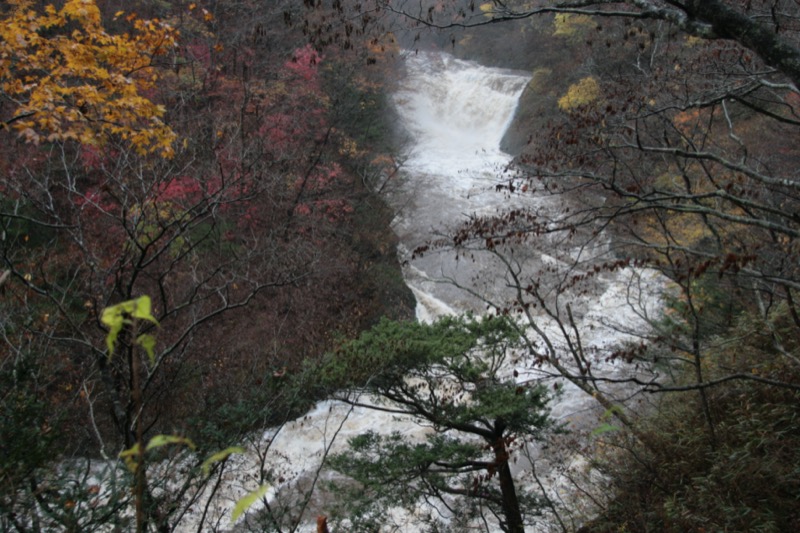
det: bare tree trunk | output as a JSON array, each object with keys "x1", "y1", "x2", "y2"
[{"x1": 492, "y1": 433, "x2": 524, "y2": 533}]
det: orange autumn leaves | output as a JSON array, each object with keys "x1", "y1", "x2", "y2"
[{"x1": 0, "y1": 0, "x2": 177, "y2": 156}]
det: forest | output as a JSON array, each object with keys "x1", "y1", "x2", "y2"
[{"x1": 2, "y1": 1, "x2": 800, "y2": 532}]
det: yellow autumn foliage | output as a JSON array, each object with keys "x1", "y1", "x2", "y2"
[
  {"x1": 642, "y1": 212, "x2": 714, "y2": 249},
  {"x1": 529, "y1": 68, "x2": 552, "y2": 94},
  {"x1": 0, "y1": 0, "x2": 178, "y2": 156},
  {"x1": 558, "y1": 76, "x2": 602, "y2": 112},
  {"x1": 553, "y1": 13, "x2": 595, "y2": 39}
]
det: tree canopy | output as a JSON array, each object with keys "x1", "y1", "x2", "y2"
[
  {"x1": 0, "y1": 0, "x2": 177, "y2": 155},
  {"x1": 317, "y1": 316, "x2": 553, "y2": 532}
]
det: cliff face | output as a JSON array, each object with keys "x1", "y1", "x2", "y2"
[{"x1": 499, "y1": 76, "x2": 558, "y2": 156}]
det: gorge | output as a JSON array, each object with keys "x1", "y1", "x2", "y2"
[
  {"x1": 187, "y1": 49, "x2": 662, "y2": 532},
  {"x1": 5, "y1": 3, "x2": 800, "y2": 532}
]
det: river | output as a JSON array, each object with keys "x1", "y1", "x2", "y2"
[{"x1": 181, "y1": 50, "x2": 661, "y2": 533}]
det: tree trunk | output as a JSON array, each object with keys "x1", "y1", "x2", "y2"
[{"x1": 492, "y1": 435, "x2": 524, "y2": 533}]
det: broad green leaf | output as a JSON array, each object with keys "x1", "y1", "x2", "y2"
[
  {"x1": 137, "y1": 334, "x2": 157, "y2": 365},
  {"x1": 101, "y1": 306, "x2": 126, "y2": 356},
  {"x1": 231, "y1": 484, "x2": 269, "y2": 523},
  {"x1": 145, "y1": 434, "x2": 196, "y2": 452},
  {"x1": 202, "y1": 446, "x2": 245, "y2": 477},
  {"x1": 100, "y1": 295, "x2": 159, "y2": 357},
  {"x1": 128, "y1": 295, "x2": 158, "y2": 324}
]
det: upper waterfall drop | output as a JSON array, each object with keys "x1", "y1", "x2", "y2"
[{"x1": 393, "y1": 51, "x2": 530, "y2": 180}]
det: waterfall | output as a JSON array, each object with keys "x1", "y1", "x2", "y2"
[
  {"x1": 384, "y1": 52, "x2": 661, "y2": 532},
  {"x1": 394, "y1": 52, "x2": 528, "y2": 179},
  {"x1": 177, "y1": 51, "x2": 661, "y2": 532},
  {"x1": 389, "y1": 51, "x2": 534, "y2": 319}
]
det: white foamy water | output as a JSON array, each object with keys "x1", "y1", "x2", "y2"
[
  {"x1": 109, "y1": 51, "x2": 662, "y2": 532},
  {"x1": 395, "y1": 52, "x2": 529, "y2": 184}
]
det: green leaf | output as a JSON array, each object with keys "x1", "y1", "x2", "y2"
[
  {"x1": 145, "y1": 434, "x2": 196, "y2": 452},
  {"x1": 137, "y1": 334, "x2": 157, "y2": 365},
  {"x1": 231, "y1": 484, "x2": 269, "y2": 523},
  {"x1": 202, "y1": 446, "x2": 245, "y2": 477},
  {"x1": 119, "y1": 443, "x2": 141, "y2": 473},
  {"x1": 590, "y1": 423, "x2": 620, "y2": 437},
  {"x1": 100, "y1": 295, "x2": 159, "y2": 357},
  {"x1": 128, "y1": 295, "x2": 158, "y2": 324},
  {"x1": 119, "y1": 435, "x2": 195, "y2": 472},
  {"x1": 600, "y1": 404, "x2": 624, "y2": 420},
  {"x1": 100, "y1": 306, "x2": 126, "y2": 356}
]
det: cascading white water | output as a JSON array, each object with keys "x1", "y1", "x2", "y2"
[
  {"x1": 389, "y1": 52, "x2": 536, "y2": 318},
  {"x1": 394, "y1": 52, "x2": 528, "y2": 180},
  {"x1": 174, "y1": 51, "x2": 661, "y2": 532},
  {"x1": 383, "y1": 52, "x2": 662, "y2": 531}
]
